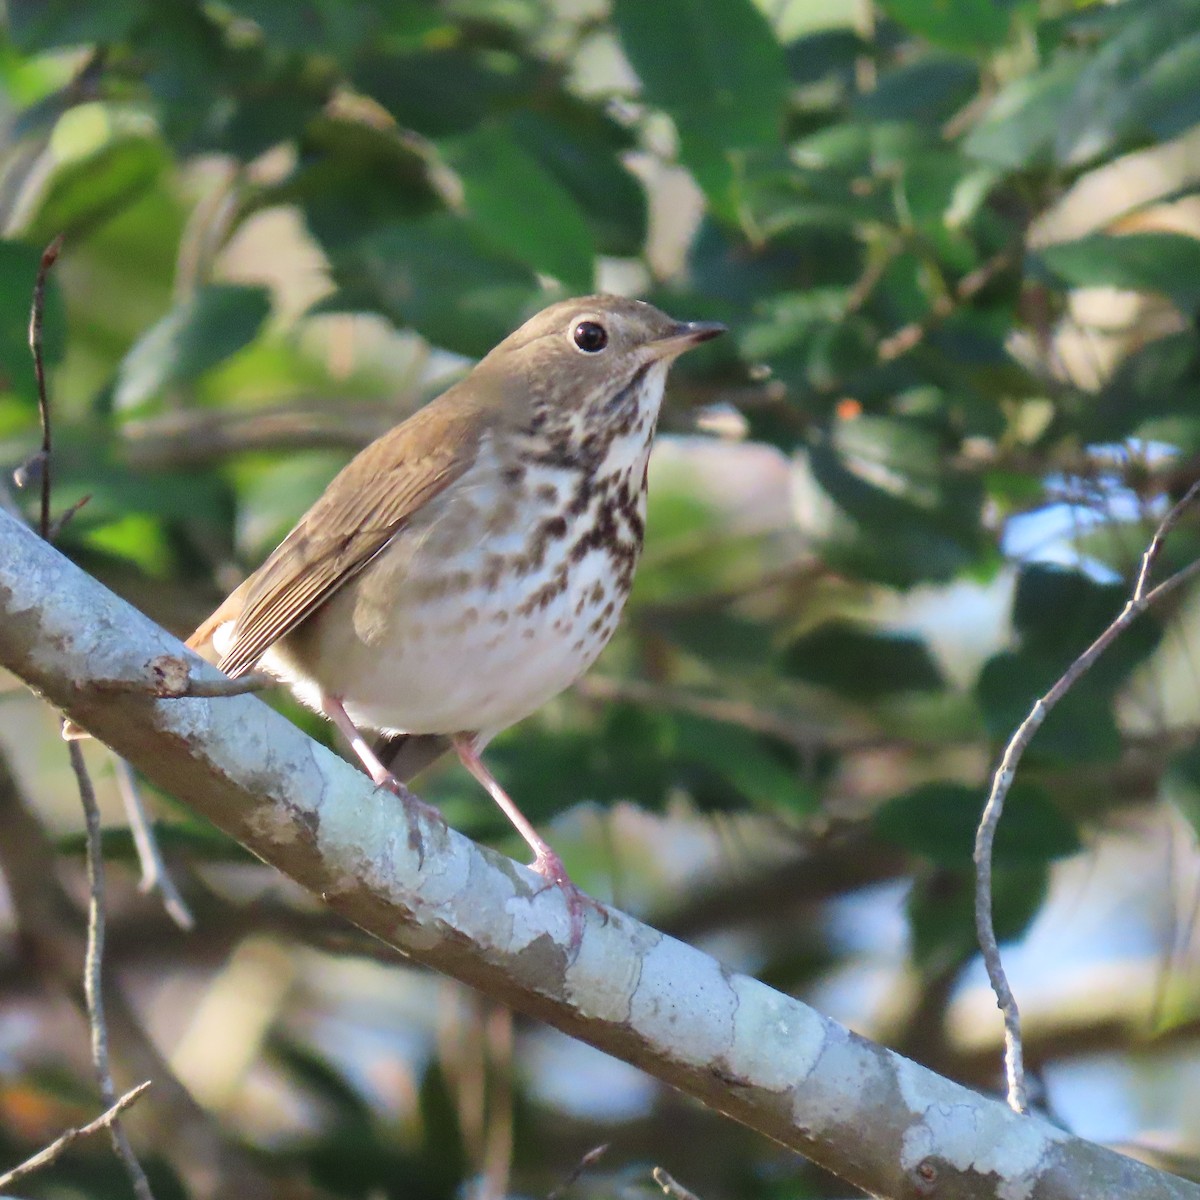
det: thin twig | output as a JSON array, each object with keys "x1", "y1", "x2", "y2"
[
  {"x1": 975, "y1": 478, "x2": 1200, "y2": 1114},
  {"x1": 90, "y1": 656, "x2": 274, "y2": 698},
  {"x1": 546, "y1": 1144, "x2": 609, "y2": 1200},
  {"x1": 30, "y1": 234, "x2": 156, "y2": 1199},
  {"x1": 113, "y1": 758, "x2": 195, "y2": 930},
  {"x1": 69, "y1": 742, "x2": 155, "y2": 1199},
  {"x1": 157, "y1": 670, "x2": 275, "y2": 697},
  {"x1": 29, "y1": 234, "x2": 63, "y2": 540},
  {"x1": 0, "y1": 1080, "x2": 151, "y2": 1192}
]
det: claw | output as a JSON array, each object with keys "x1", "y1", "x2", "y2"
[
  {"x1": 373, "y1": 773, "x2": 444, "y2": 866},
  {"x1": 530, "y1": 847, "x2": 607, "y2": 951}
]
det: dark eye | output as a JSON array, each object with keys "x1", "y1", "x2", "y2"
[{"x1": 573, "y1": 320, "x2": 608, "y2": 353}]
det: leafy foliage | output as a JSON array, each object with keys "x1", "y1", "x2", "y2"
[{"x1": 5, "y1": 0, "x2": 1200, "y2": 1195}]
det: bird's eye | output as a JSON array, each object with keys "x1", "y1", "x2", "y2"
[{"x1": 572, "y1": 321, "x2": 608, "y2": 353}]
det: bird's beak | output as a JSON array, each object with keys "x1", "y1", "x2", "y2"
[{"x1": 647, "y1": 320, "x2": 726, "y2": 360}]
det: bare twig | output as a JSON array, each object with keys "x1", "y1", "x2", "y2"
[
  {"x1": 113, "y1": 757, "x2": 195, "y2": 930},
  {"x1": 89, "y1": 656, "x2": 274, "y2": 699},
  {"x1": 975, "y1": 478, "x2": 1200, "y2": 1114},
  {"x1": 29, "y1": 234, "x2": 63, "y2": 539},
  {"x1": 48, "y1": 492, "x2": 92, "y2": 539},
  {"x1": 547, "y1": 1144, "x2": 609, "y2": 1200},
  {"x1": 0, "y1": 744, "x2": 281, "y2": 1197},
  {"x1": 70, "y1": 742, "x2": 155, "y2": 1200},
  {"x1": 29, "y1": 236, "x2": 156, "y2": 1200},
  {"x1": 154, "y1": 669, "x2": 275, "y2": 698},
  {"x1": 0, "y1": 1079, "x2": 152, "y2": 1192}
]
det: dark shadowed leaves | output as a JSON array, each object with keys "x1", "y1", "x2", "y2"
[
  {"x1": 783, "y1": 621, "x2": 943, "y2": 701},
  {"x1": 875, "y1": 780, "x2": 1081, "y2": 867},
  {"x1": 275, "y1": 115, "x2": 440, "y2": 253},
  {"x1": 509, "y1": 105, "x2": 647, "y2": 257},
  {"x1": 0, "y1": 240, "x2": 65, "y2": 404},
  {"x1": 5, "y1": 0, "x2": 144, "y2": 51},
  {"x1": 353, "y1": 45, "x2": 533, "y2": 139},
  {"x1": 1011, "y1": 563, "x2": 1161, "y2": 686},
  {"x1": 805, "y1": 419, "x2": 988, "y2": 587},
  {"x1": 1052, "y1": 0, "x2": 1200, "y2": 166},
  {"x1": 909, "y1": 863, "x2": 1048, "y2": 973},
  {"x1": 320, "y1": 214, "x2": 543, "y2": 358},
  {"x1": 442, "y1": 125, "x2": 596, "y2": 290},
  {"x1": 976, "y1": 649, "x2": 1121, "y2": 763},
  {"x1": 613, "y1": 0, "x2": 786, "y2": 215}
]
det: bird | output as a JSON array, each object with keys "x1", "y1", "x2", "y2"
[{"x1": 185, "y1": 296, "x2": 722, "y2": 937}]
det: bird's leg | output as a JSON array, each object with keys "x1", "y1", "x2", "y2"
[
  {"x1": 320, "y1": 694, "x2": 444, "y2": 858},
  {"x1": 452, "y1": 734, "x2": 604, "y2": 947}
]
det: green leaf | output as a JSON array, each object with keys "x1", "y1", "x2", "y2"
[
  {"x1": 908, "y1": 864, "x2": 1048, "y2": 973},
  {"x1": 1012, "y1": 563, "x2": 1161, "y2": 686},
  {"x1": 642, "y1": 612, "x2": 775, "y2": 673},
  {"x1": 803, "y1": 421, "x2": 987, "y2": 587},
  {"x1": 509, "y1": 105, "x2": 647, "y2": 258},
  {"x1": 673, "y1": 715, "x2": 817, "y2": 816},
  {"x1": 222, "y1": 0, "x2": 399, "y2": 58},
  {"x1": 324, "y1": 213, "x2": 543, "y2": 357},
  {"x1": 964, "y1": 56, "x2": 1086, "y2": 169},
  {"x1": 875, "y1": 781, "x2": 1081, "y2": 867},
  {"x1": 1120, "y1": 31, "x2": 1200, "y2": 147},
  {"x1": 1082, "y1": 331, "x2": 1200, "y2": 441},
  {"x1": 352, "y1": 47, "x2": 532, "y2": 138},
  {"x1": 278, "y1": 115, "x2": 439, "y2": 253},
  {"x1": 613, "y1": 0, "x2": 786, "y2": 215},
  {"x1": 855, "y1": 56, "x2": 979, "y2": 123},
  {"x1": 1052, "y1": 0, "x2": 1200, "y2": 165},
  {"x1": 114, "y1": 284, "x2": 272, "y2": 411},
  {"x1": 26, "y1": 134, "x2": 166, "y2": 245},
  {"x1": 442, "y1": 125, "x2": 596, "y2": 290},
  {"x1": 975, "y1": 649, "x2": 1122, "y2": 764},
  {"x1": 0, "y1": 240, "x2": 65, "y2": 404},
  {"x1": 1035, "y1": 232, "x2": 1200, "y2": 313},
  {"x1": 878, "y1": 0, "x2": 1012, "y2": 52},
  {"x1": 5, "y1": 0, "x2": 144, "y2": 52},
  {"x1": 783, "y1": 621, "x2": 943, "y2": 701},
  {"x1": 785, "y1": 28, "x2": 870, "y2": 88}
]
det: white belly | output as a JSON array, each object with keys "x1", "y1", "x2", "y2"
[{"x1": 267, "y1": 447, "x2": 645, "y2": 743}]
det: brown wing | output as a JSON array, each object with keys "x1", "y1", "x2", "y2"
[{"x1": 210, "y1": 393, "x2": 484, "y2": 678}]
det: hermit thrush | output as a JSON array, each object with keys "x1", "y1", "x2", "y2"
[{"x1": 185, "y1": 295, "x2": 722, "y2": 935}]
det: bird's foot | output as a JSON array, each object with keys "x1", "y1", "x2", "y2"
[
  {"x1": 529, "y1": 847, "x2": 607, "y2": 951},
  {"x1": 370, "y1": 770, "x2": 445, "y2": 866}
]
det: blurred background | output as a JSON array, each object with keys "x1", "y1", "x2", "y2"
[{"x1": 4, "y1": 0, "x2": 1200, "y2": 1196}]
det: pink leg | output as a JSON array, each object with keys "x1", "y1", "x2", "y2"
[
  {"x1": 452, "y1": 734, "x2": 603, "y2": 947},
  {"x1": 320, "y1": 694, "x2": 443, "y2": 855}
]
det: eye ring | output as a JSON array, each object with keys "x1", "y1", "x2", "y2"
[{"x1": 572, "y1": 320, "x2": 608, "y2": 353}]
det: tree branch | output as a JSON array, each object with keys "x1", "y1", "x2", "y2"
[
  {"x1": 974, "y1": 478, "x2": 1200, "y2": 1116},
  {"x1": 1, "y1": 510, "x2": 1198, "y2": 1200},
  {"x1": 0, "y1": 1080, "x2": 151, "y2": 1193}
]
